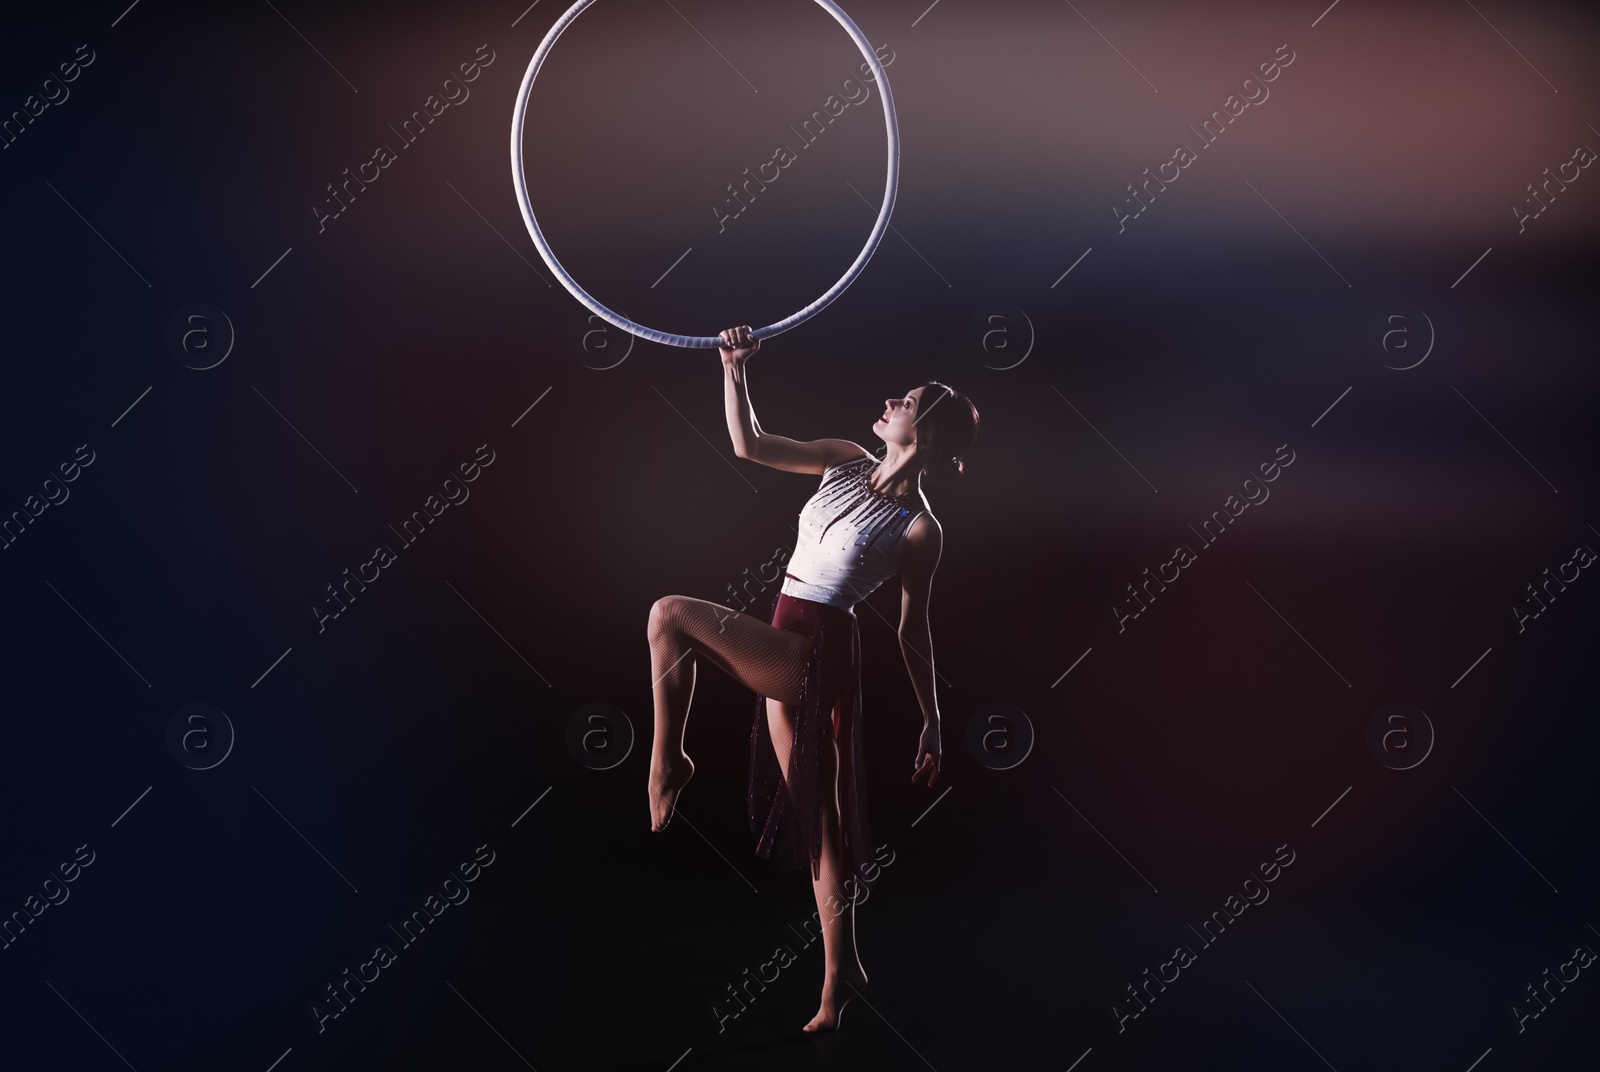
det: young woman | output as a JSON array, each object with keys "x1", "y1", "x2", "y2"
[{"x1": 646, "y1": 324, "x2": 979, "y2": 1032}]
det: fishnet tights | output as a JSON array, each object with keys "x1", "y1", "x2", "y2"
[{"x1": 647, "y1": 594, "x2": 812, "y2": 712}]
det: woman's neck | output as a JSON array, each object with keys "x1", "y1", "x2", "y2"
[{"x1": 870, "y1": 445, "x2": 921, "y2": 497}]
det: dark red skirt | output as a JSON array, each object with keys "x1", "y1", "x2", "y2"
[{"x1": 748, "y1": 589, "x2": 874, "y2": 888}]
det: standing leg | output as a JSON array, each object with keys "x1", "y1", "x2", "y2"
[
  {"x1": 766, "y1": 695, "x2": 868, "y2": 1032},
  {"x1": 645, "y1": 595, "x2": 811, "y2": 831}
]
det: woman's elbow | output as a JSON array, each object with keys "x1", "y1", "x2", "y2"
[{"x1": 896, "y1": 619, "x2": 931, "y2": 643}]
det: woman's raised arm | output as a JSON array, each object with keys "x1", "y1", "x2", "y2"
[{"x1": 719, "y1": 324, "x2": 869, "y2": 475}]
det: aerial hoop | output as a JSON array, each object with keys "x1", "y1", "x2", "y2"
[{"x1": 510, "y1": 0, "x2": 899, "y2": 348}]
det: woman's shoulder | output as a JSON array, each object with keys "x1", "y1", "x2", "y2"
[
  {"x1": 906, "y1": 507, "x2": 940, "y2": 541},
  {"x1": 900, "y1": 510, "x2": 942, "y2": 579},
  {"x1": 822, "y1": 448, "x2": 877, "y2": 474}
]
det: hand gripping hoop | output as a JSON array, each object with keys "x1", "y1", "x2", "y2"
[{"x1": 510, "y1": 0, "x2": 900, "y2": 348}]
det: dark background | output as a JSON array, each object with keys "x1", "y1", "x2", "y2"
[{"x1": 1, "y1": 0, "x2": 1596, "y2": 1069}]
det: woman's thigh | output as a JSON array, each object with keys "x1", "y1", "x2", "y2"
[
  {"x1": 653, "y1": 595, "x2": 813, "y2": 705},
  {"x1": 765, "y1": 694, "x2": 842, "y2": 816}
]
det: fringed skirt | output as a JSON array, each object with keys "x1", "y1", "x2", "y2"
[{"x1": 748, "y1": 588, "x2": 873, "y2": 887}]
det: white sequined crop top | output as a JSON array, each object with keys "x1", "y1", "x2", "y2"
[{"x1": 780, "y1": 454, "x2": 928, "y2": 611}]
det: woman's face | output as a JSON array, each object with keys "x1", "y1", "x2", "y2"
[{"x1": 873, "y1": 386, "x2": 926, "y2": 446}]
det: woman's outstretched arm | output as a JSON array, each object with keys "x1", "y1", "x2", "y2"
[
  {"x1": 718, "y1": 324, "x2": 868, "y2": 475},
  {"x1": 899, "y1": 512, "x2": 944, "y2": 787}
]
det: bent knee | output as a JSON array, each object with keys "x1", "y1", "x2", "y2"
[{"x1": 647, "y1": 594, "x2": 691, "y2": 638}]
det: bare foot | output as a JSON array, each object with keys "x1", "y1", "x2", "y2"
[
  {"x1": 648, "y1": 752, "x2": 694, "y2": 831},
  {"x1": 802, "y1": 966, "x2": 868, "y2": 1032}
]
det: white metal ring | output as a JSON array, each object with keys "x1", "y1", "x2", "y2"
[{"x1": 510, "y1": 0, "x2": 899, "y2": 348}]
